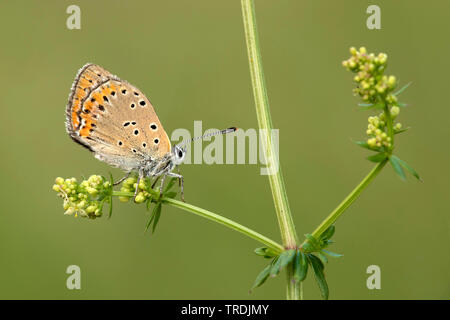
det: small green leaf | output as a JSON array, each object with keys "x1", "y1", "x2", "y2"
[
  {"x1": 308, "y1": 254, "x2": 329, "y2": 300},
  {"x1": 146, "y1": 198, "x2": 152, "y2": 211},
  {"x1": 145, "y1": 210, "x2": 156, "y2": 233},
  {"x1": 279, "y1": 249, "x2": 296, "y2": 269},
  {"x1": 301, "y1": 242, "x2": 313, "y2": 253},
  {"x1": 322, "y1": 249, "x2": 343, "y2": 258},
  {"x1": 294, "y1": 250, "x2": 308, "y2": 282},
  {"x1": 354, "y1": 141, "x2": 383, "y2": 152},
  {"x1": 152, "y1": 203, "x2": 162, "y2": 233},
  {"x1": 358, "y1": 102, "x2": 384, "y2": 110},
  {"x1": 270, "y1": 256, "x2": 282, "y2": 277},
  {"x1": 254, "y1": 247, "x2": 278, "y2": 259},
  {"x1": 164, "y1": 191, "x2": 177, "y2": 199},
  {"x1": 367, "y1": 152, "x2": 387, "y2": 163},
  {"x1": 305, "y1": 234, "x2": 321, "y2": 249},
  {"x1": 108, "y1": 196, "x2": 113, "y2": 218},
  {"x1": 254, "y1": 247, "x2": 267, "y2": 256},
  {"x1": 393, "y1": 82, "x2": 412, "y2": 96},
  {"x1": 164, "y1": 177, "x2": 177, "y2": 192},
  {"x1": 251, "y1": 264, "x2": 271, "y2": 290},
  {"x1": 108, "y1": 173, "x2": 114, "y2": 218},
  {"x1": 389, "y1": 156, "x2": 406, "y2": 180},
  {"x1": 302, "y1": 234, "x2": 322, "y2": 253},
  {"x1": 320, "y1": 225, "x2": 335, "y2": 241},
  {"x1": 391, "y1": 155, "x2": 422, "y2": 181},
  {"x1": 317, "y1": 252, "x2": 328, "y2": 264},
  {"x1": 394, "y1": 127, "x2": 410, "y2": 135}
]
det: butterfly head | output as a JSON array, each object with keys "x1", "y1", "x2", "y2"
[{"x1": 172, "y1": 145, "x2": 186, "y2": 165}]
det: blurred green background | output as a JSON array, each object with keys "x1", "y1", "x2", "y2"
[{"x1": 0, "y1": 0, "x2": 448, "y2": 299}]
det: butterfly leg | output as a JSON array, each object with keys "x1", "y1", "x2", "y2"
[
  {"x1": 151, "y1": 176, "x2": 161, "y2": 189},
  {"x1": 167, "y1": 172, "x2": 184, "y2": 202},
  {"x1": 159, "y1": 174, "x2": 166, "y2": 199},
  {"x1": 133, "y1": 172, "x2": 143, "y2": 203},
  {"x1": 176, "y1": 166, "x2": 182, "y2": 187},
  {"x1": 113, "y1": 171, "x2": 132, "y2": 186}
]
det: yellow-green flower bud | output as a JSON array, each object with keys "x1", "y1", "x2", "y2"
[
  {"x1": 350, "y1": 47, "x2": 357, "y2": 55},
  {"x1": 359, "y1": 47, "x2": 367, "y2": 54},
  {"x1": 377, "y1": 53, "x2": 387, "y2": 64},
  {"x1": 55, "y1": 177, "x2": 64, "y2": 185},
  {"x1": 52, "y1": 184, "x2": 60, "y2": 192},
  {"x1": 376, "y1": 85, "x2": 385, "y2": 94},
  {"x1": 367, "y1": 138, "x2": 376, "y2": 147},
  {"x1": 388, "y1": 75, "x2": 396, "y2": 87},
  {"x1": 395, "y1": 123, "x2": 402, "y2": 130},
  {"x1": 64, "y1": 207, "x2": 75, "y2": 216},
  {"x1": 78, "y1": 210, "x2": 88, "y2": 217},
  {"x1": 138, "y1": 179, "x2": 146, "y2": 190},
  {"x1": 86, "y1": 205, "x2": 97, "y2": 214},
  {"x1": 86, "y1": 187, "x2": 98, "y2": 196},
  {"x1": 77, "y1": 200, "x2": 86, "y2": 209},
  {"x1": 80, "y1": 181, "x2": 89, "y2": 188},
  {"x1": 390, "y1": 106, "x2": 400, "y2": 117},
  {"x1": 134, "y1": 192, "x2": 146, "y2": 203},
  {"x1": 361, "y1": 81, "x2": 370, "y2": 90}
]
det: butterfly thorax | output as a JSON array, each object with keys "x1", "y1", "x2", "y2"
[{"x1": 140, "y1": 145, "x2": 185, "y2": 177}]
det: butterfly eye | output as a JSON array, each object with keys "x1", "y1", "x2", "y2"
[{"x1": 178, "y1": 150, "x2": 183, "y2": 158}]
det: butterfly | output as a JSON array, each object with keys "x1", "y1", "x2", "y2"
[{"x1": 66, "y1": 63, "x2": 235, "y2": 201}]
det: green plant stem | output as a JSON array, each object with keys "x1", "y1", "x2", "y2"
[
  {"x1": 303, "y1": 160, "x2": 387, "y2": 244},
  {"x1": 384, "y1": 103, "x2": 395, "y2": 152},
  {"x1": 112, "y1": 191, "x2": 284, "y2": 253},
  {"x1": 241, "y1": 0, "x2": 300, "y2": 300}
]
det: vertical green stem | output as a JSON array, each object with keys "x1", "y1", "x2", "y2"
[
  {"x1": 241, "y1": 0, "x2": 300, "y2": 299},
  {"x1": 384, "y1": 103, "x2": 395, "y2": 153}
]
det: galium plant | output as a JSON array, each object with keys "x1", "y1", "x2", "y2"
[{"x1": 52, "y1": 0, "x2": 420, "y2": 300}]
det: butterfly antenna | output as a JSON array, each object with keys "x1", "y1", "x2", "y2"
[{"x1": 177, "y1": 127, "x2": 238, "y2": 147}]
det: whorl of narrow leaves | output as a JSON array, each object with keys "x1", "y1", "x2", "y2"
[{"x1": 252, "y1": 225, "x2": 340, "y2": 299}]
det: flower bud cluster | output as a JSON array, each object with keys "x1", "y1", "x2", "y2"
[
  {"x1": 342, "y1": 47, "x2": 397, "y2": 104},
  {"x1": 119, "y1": 177, "x2": 152, "y2": 204},
  {"x1": 366, "y1": 114, "x2": 391, "y2": 149},
  {"x1": 52, "y1": 175, "x2": 111, "y2": 219}
]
